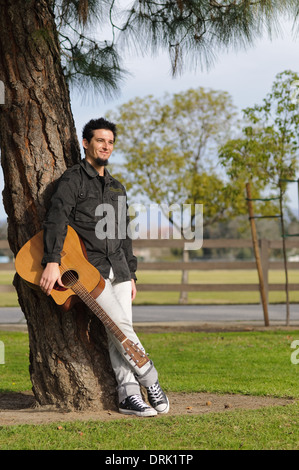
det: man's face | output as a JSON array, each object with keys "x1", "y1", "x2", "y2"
[{"x1": 83, "y1": 128, "x2": 114, "y2": 168}]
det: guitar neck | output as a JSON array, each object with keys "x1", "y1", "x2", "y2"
[{"x1": 71, "y1": 282, "x2": 126, "y2": 343}]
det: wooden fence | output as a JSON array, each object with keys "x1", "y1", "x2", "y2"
[
  {"x1": 0, "y1": 238, "x2": 299, "y2": 298},
  {"x1": 132, "y1": 238, "x2": 299, "y2": 300}
]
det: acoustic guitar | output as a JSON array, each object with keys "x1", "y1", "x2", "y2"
[{"x1": 15, "y1": 225, "x2": 149, "y2": 368}]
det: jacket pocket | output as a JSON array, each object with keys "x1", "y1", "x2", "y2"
[
  {"x1": 74, "y1": 190, "x2": 100, "y2": 223},
  {"x1": 109, "y1": 192, "x2": 126, "y2": 209}
]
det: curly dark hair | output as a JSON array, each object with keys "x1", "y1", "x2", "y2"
[{"x1": 82, "y1": 117, "x2": 117, "y2": 143}]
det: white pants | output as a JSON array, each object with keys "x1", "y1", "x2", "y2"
[{"x1": 95, "y1": 271, "x2": 158, "y2": 403}]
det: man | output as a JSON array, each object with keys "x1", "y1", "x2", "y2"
[{"x1": 39, "y1": 117, "x2": 169, "y2": 417}]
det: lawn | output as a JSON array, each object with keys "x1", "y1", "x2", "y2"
[
  {"x1": 0, "y1": 329, "x2": 298, "y2": 450},
  {"x1": 1, "y1": 269, "x2": 299, "y2": 306},
  {"x1": 134, "y1": 269, "x2": 299, "y2": 304}
]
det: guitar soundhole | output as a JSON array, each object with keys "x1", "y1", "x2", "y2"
[{"x1": 61, "y1": 270, "x2": 79, "y2": 288}]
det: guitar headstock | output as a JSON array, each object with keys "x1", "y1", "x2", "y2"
[{"x1": 123, "y1": 339, "x2": 150, "y2": 368}]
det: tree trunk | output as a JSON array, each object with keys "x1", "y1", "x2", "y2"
[{"x1": 0, "y1": 0, "x2": 117, "y2": 410}]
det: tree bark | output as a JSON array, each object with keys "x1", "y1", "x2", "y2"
[{"x1": 0, "y1": 0, "x2": 117, "y2": 410}]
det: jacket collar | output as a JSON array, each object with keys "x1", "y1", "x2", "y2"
[{"x1": 80, "y1": 158, "x2": 112, "y2": 182}]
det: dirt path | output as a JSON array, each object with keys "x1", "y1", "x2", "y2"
[{"x1": 0, "y1": 391, "x2": 295, "y2": 426}]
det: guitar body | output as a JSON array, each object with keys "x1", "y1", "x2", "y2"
[
  {"x1": 15, "y1": 225, "x2": 105, "y2": 311},
  {"x1": 15, "y1": 225, "x2": 149, "y2": 368}
]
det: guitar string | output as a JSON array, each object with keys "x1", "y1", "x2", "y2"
[
  {"x1": 56, "y1": 262, "x2": 149, "y2": 367},
  {"x1": 59, "y1": 261, "x2": 124, "y2": 341},
  {"x1": 57, "y1": 261, "x2": 149, "y2": 366},
  {"x1": 57, "y1": 260, "x2": 149, "y2": 365}
]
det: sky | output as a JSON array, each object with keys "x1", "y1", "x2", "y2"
[
  {"x1": 1, "y1": 18, "x2": 299, "y2": 220},
  {"x1": 71, "y1": 20, "x2": 299, "y2": 129}
]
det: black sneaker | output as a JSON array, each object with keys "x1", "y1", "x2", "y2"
[
  {"x1": 119, "y1": 395, "x2": 157, "y2": 417},
  {"x1": 147, "y1": 381, "x2": 169, "y2": 414}
]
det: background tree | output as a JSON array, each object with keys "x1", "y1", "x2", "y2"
[
  {"x1": 219, "y1": 70, "x2": 299, "y2": 216},
  {"x1": 0, "y1": 0, "x2": 296, "y2": 410},
  {"x1": 107, "y1": 87, "x2": 242, "y2": 302},
  {"x1": 219, "y1": 70, "x2": 299, "y2": 325},
  {"x1": 108, "y1": 87, "x2": 240, "y2": 226}
]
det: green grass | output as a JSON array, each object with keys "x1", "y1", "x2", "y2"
[
  {"x1": 134, "y1": 269, "x2": 299, "y2": 304},
  {"x1": 0, "y1": 271, "x2": 16, "y2": 285},
  {"x1": 1, "y1": 269, "x2": 299, "y2": 306},
  {"x1": 0, "y1": 331, "x2": 31, "y2": 392},
  {"x1": 142, "y1": 330, "x2": 299, "y2": 398},
  {"x1": 1, "y1": 330, "x2": 298, "y2": 398},
  {"x1": 0, "y1": 405, "x2": 298, "y2": 450},
  {"x1": 0, "y1": 329, "x2": 299, "y2": 449}
]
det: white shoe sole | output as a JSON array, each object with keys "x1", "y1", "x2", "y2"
[
  {"x1": 119, "y1": 408, "x2": 157, "y2": 417},
  {"x1": 155, "y1": 397, "x2": 170, "y2": 414}
]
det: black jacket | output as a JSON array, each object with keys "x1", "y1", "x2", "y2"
[{"x1": 42, "y1": 159, "x2": 137, "y2": 282}]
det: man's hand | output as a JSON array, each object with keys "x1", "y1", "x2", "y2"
[
  {"x1": 131, "y1": 279, "x2": 137, "y2": 301},
  {"x1": 39, "y1": 262, "x2": 64, "y2": 296}
]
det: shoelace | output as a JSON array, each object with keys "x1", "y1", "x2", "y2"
[
  {"x1": 130, "y1": 394, "x2": 148, "y2": 408},
  {"x1": 147, "y1": 383, "x2": 164, "y2": 404}
]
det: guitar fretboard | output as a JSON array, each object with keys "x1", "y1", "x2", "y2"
[{"x1": 62, "y1": 269, "x2": 126, "y2": 343}]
